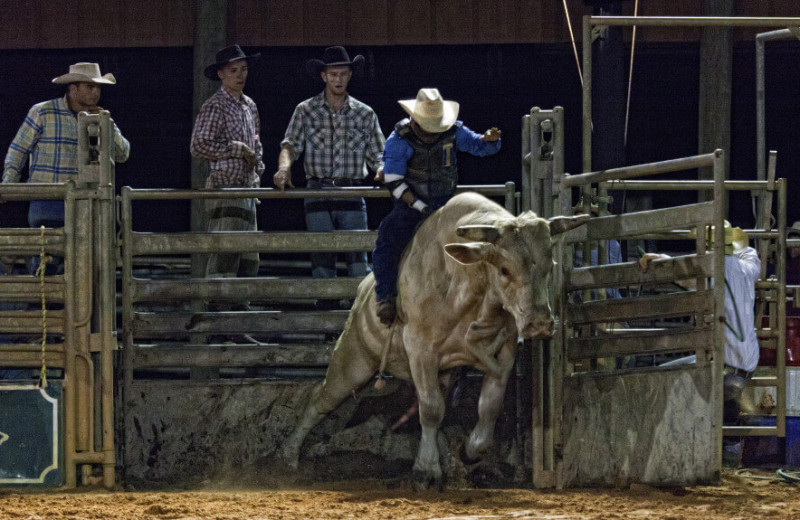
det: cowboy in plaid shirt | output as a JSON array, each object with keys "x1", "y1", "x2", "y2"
[
  {"x1": 3, "y1": 62, "x2": 130, "y2": 275},
  {"x1": 274, "y1": 47, "x2": 385, "y2": 294}
]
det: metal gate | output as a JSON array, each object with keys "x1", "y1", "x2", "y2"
[
  {"x1": 527, "y1": 149, "x2": 787, "y2": 487},
  {"x1": 0, "y1": 111, "x2": 118, "y2": 487}
]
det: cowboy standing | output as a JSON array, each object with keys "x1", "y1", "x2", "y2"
[
  {"x1": 274, "y1": 46, "x2": 385, "y2": 295},
  {"x1": 373, "y1": 88, "x2": 502, "y2": 325},
  {"x1": 191, "y1": 44, "x2": 264, "y2": 282},
  {"x1": 3, "y1": 62, "x2": 130, "y2": 275},
  {"x1": 639, "y1": 223, "x2": 760, "y2": 466}
]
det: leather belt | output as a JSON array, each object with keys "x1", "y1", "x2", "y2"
[{"x1": 308, "y1": 177, "x2": 364, "y2": 187}]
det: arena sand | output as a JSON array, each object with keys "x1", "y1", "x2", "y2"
[{"x1": 2, "y1": 468, "x2": 800, "y2": 519}]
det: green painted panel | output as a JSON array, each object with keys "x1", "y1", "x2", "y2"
[{"x1": 0, "y1": 381, "x2": 62, "y2": 486}]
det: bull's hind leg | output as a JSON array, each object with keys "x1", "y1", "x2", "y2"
[{"x1": 277, "y1": 336, "x2": 378, "y2": 470}]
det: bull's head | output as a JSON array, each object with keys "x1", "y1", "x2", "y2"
[{"x1": 443, "y1": 213, "x2": 589, "y2": 339}]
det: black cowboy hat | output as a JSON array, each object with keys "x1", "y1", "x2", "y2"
[
  {"x1": 305, "y1": 46, "x2": 365, "y2": 80},
  {"x1": 204, "y1": 44, "x2": 261, "y2": 80}
]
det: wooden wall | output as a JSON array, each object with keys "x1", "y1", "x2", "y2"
[{"x1": 0, "y1": 0, "x2": 797, "y2": 49}]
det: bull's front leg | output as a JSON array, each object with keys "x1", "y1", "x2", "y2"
[
  {"x1": 406, "y1": 331, "x2": 446, "y2": 491},
  {"x1": 464, "y1": 330, "x2": 517, "y2": 462}
]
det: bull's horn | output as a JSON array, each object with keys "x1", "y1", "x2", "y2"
[
  {"x1": 549, "y1": 214, "x2": 590, "y2": 236},
  {"x1": 456, "y1": 225, "x2": 500, "y2": 243}
]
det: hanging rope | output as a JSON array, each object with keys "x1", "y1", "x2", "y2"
[
  {"x1": 35, "y1": 225, "x2": 50, "y2": 389},
  {"x1": 623, "y1": 0, "x2": 639, "y2": 148},
  {"x1": 562, "y1": 0, "x2": 584, "y2": 87}
]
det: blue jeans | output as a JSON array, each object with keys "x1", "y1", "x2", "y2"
[
  {"x1": 27, "y1": 200, "x2": 65, "y2": 276},
  {"x1": 372, "y1": 197, "x2": 447, "y2": 301},
  {"x1": 304, "y1": 196, "x2": 370, "y2": 278}
]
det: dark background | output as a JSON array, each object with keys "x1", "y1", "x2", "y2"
[{"x1": 1, "y1": 42, "x2": 799, "y2": 232}]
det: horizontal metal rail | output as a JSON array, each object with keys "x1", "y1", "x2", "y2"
[
  {"x1": 567, "y1": 290, "x2": 713, "y2": 325},
  {"x1": 134, "y1": 310, "x2": 349, "y2": 336},
  {"x1": 568, "y1": 328, "x2": 712, "y2": 361},
  {"x1": 122, "y1": 184, "x2": 514, "y2": 200},
  {"x1": 131, "y1": 231, "x2": 378, "y2": 256},
  {"x1": 131, "y1": 277, "x2": 362, "y2": 302},
  {"x1": 0, "y1": 276, "x2": 66, "y2": 303},
  {"x1": 567, "y1": 254, "x2": 712, "y2": 292},
  {"x1": 564, "y1": 202, "x2": 715, "y2": 243},
  {"x1": 590, "y1": 16, "x2": 800, "y2": 27},
  {"x1": 0, "y1": 310, "x2": 65, "y2": 334},
  {"x1": 133, "y1": 343, "x2": 334, "y2": 369},
  {"x1": 563, "y1": 153, "x2": 716, "y2": 188},
  {"x1": 598, "y1": 180, "x2": 776, "y2": 191}
]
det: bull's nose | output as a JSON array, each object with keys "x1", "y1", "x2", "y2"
[{"x1": 520, "y1": 317, "x2": 554, "y2": 339}]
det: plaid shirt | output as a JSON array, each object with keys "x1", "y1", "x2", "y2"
[
  {"x1": 190, "y1": 87, "x2": 265, "y2": 188},
  {"x1": 281, "y1": 92, "x2": 385, "y2": 180},
  {"x1": 3, "y1": 96, "x2": 130, "y2": 184}
]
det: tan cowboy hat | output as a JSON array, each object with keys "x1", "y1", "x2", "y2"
[
  {"x1": 689, "y1": 221, "x2": 749, "y2": 255},
  {"x1": 398, "y1": 88, "x2": 459, "y2": 134},
  {"x1": 52, "y1": 62, "x2": 116, "y2": 85}
]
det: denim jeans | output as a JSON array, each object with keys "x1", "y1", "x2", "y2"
[
  {"x1": 304, "y1": 196, "x2": 370, "y2": 278},
  {"x1": 372, "y1": 197, "x2": 448, "y2": 301}
]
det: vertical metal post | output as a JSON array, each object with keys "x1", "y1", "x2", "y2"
[
  {"x1": 120, "y1": 187, "x2": 134, "y2": 483},
  {"x1": 582, "y1": 16, "x2": 593, "y2": 173},
  {"x1": 712, "y1": 149, "x2": 726, "y2": 475},
  {"x1": 521, "y1": 115, "x2": 532, "y2": 212},
  {"x1": 777, "y1": 178, "x2": 787, "y2": 437},
  {"x1": 63, "y1": 182, "x2": 77, "y2": 488},
  {"x1": 94, "y1": 111, "x2": 117, "y2": 488},
  {"x1": 528, "y1": 107, "x2": 565, "y2": 219}
]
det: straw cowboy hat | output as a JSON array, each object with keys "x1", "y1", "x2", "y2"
[
  {"x1": 399, "y1": 88, "x2": 459, "y2": 134},
  {"x1": 52, "y1": 63, "x2": 116, "y2": 85},
  {"x1": 204, "y1": 45, "x2": 261, "y2": 80},
  {"x1": 690, "y1": 221, "x2": 749, "y2": 255},
  {"x1": 306, "y1": 46, "x2": 365, "y2": 79}
]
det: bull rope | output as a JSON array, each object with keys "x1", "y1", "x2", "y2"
[
  {"x1": 35, "y1": 225, "x2": 50, "y2": 389},
  {"x1": 373, "y1": 324, "x2": 396, "y2": 391}
]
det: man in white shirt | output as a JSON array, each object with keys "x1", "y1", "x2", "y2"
[{"x1": 640, "y1": 223, "x2": 760, "y2": 466}]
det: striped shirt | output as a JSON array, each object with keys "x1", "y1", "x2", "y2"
[
  {"x1": 281, "y1": 92, "x2": 385, "y2": 180},
  {"x1": 190, "y1": 86, "x2": 264, "y2": 189},
  {"x1": 3, "y1": 96, "x2": 130, "y2": 184}
]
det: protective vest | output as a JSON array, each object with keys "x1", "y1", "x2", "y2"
[{"x1": 395, "y1": 118, "x2": 458, "y2": 202}]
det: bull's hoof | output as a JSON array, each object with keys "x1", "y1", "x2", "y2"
[
  {"x1": 467, "y1": 461, "x2": 510, "y2": 488},
  {"x1": 411, "y1": 468, "x2": 443, "y2": 492},
  {"x1": 458, "y1": 442, "x2": 482, "y2": 466}
]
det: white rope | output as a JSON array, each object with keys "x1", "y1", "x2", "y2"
[
  {"x1": 624, "y1": 0, "x2": 640, "y2": 148},
  {"x1": 562, "y1": 0, "x2": 584, "y2": 87}
]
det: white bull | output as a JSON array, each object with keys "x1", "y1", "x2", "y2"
[{"x1": 278, "y1": 192, "x2": 587, "y2": 489}]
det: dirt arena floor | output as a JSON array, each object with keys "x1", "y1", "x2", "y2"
[{"x1": 3, "y1": 468, "x2": 800, "y2": 520}]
